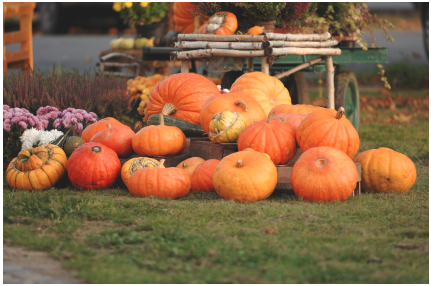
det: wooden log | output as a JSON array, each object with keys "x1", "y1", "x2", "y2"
[
  {"x1": 263, "y1": 39, "x2": 338, "y2": 48},
  {"x1": 261, "y1": 57, "x2": 270, "y2": 74},
  {"x1": 177, "y1": 34, "x2": 265, "y2": 42},
  {"x1": 171, "y1": 41, "x2": 265, "y2": 50},
  {"x1": 264, "y1": 32, "x2": 331, "y2": 41},
  {"x1": 171, "y1": 49, "x2": 266, "y2": 60},
  {"x1": 247, "y1": 57, "x2": 254, "y2": 72},
  {"x1": 181, "y1": 60, "x2": 189, "y2": 73},
  {"x1": 265, "y1": 47, "x2": 341, "y2": 57},
  {"x1": 325, "y1": 56, "x2": 335, "y2": 110},
  {"x1": 274, "y1": 57, "x2": 324, "y2": 79}
]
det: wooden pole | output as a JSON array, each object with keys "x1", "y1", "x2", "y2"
[
  {"x1": 325, "y1": 56, "x2": 335, "y2": 110},
  {"x1": 263, "y1": 39, "x2": 338, "y2": 48},
  {"x1": 274, "y1": 57, "x2": 324, "y2": 80},
  {"x1": 264, "y1": 32, "x2": 331, "y2": 41},
  {"x1": 181, "y1": 60, "x2": 189, "y2": 73},
  {"x1": 171, "y1": 41, "x2": 264, "y2": 50},
  {"x1": 261, "y1": 57, "x2": 269, "y2": 74},
  {"x1": 172, "y1": 49, "x2": 266, "y2": 60},
  {"x1": 265, "y1": 47, "x2": 341, "y2": 57},
  {"x1": 177, "y1": 34, "x2": 265, "y2": 42},
  {"x1": 247, "y1": 58, "x2": 254, "y2": 72}
]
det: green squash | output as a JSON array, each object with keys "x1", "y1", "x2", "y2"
[
  {"x1": 63, "y1": 136, "x2": 85, "y2": 157},
  {"x1": 147, "y1": 114, "x2": 206, "y2": 137}
]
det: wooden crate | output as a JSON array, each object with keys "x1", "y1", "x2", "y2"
[{"x1": 189, "y1": 138, "x2": 238, "y2": 160}]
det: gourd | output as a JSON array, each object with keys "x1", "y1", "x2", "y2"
[
  {"x1": 176, "y1": 157, "x2": 205, "y2": 179},
  {"x1": 291, "y1": 146, "x2": 358, "y2": 202},
  {"x1": 269, "y1": 104, "x2": 323, "y2": 116},
  {"x1": 203, "y1": 12, "x2": 237, "y2": 35},
  {"x1": 81, "y1": 117, "x2": 123, "y2": 142},
  {"x1": 90, "y1": 124, "x2": 135, "y2": 158},
  {"x1": 354, "y1": 148, "x2": 416, "y2": 193},
  {"x1": 296, "y1": 107, "x2": 360, "y2": 159},
  {"x1": 121, "y1": 157, "x2": 162, "y2": 186},
  {"x1": 190, "y1": 159, "x2": 220, "y2": 192},
  {"x1": 147, "y1": 114, "x2": 206, "y2": 137},
  {"x1": 208, "y1": 111, "x2": 247, "y2": 143},
  {"x1": 6, "y1": 144, "x2": 67, "y2": 191},
  {"x1": 63, "y1": 136, "x2": 85, "y2": 157},
  {"x1": 247, "y1": 26, "x2": 264, "y2": 35},
  {"x1": 213, "y1": 151, "x2": 277, "y2": 203},
  {"x1": 49, "y1": 128, "x2": 72, "y2": 148}
]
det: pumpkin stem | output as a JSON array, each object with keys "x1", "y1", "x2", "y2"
[
  {"x1": 336, "y1": 107, "x2": 345, "y2": 119},
  {"x1": 107, "y1": 123, "x2": 111, "y2": 128},
  {"x1": 158, "y1": 159, "x2": 165, "y2": 168},
  {"x1": 183, "y1": 162, "x2": 188, "y2": 168},
  {"x1": 235, "y1": 100, "x2": 249, "y2": 111},
  {"x1": 268, "y1": 111, "x2": 277, "y2": 123},
  {"x1": 159, "y1": 113, "x2": 165, "y2": 126},
  {"x1": 315, "y1": 159, "x2": 328, "y2": 168},
  {"x1": 92, "y1": 146, "x2": 102, "y2": 153},
  {"x1": 162, "y1": 103, "x2": 177, "y2": 116},
  {"x1": 236, "y1": 159, "x2": 243, "y2": 168},
  {"x1": 277, "y1": 118, "x2": 285, "y2": 123}
]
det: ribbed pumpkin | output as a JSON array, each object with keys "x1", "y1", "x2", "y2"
[
  {"x1": 133, "y1": 113, "x2": 187, "y2": 157},
  {"x1": 354, "y1": 148, "x2": 416, "y2": 193},
  {"x1": 199, "y1": 92, "x2": 267, "y2": 134},
  {"x1": 63, "y1": 136, "x2": 85, "y2": 157},
  {"x1": 203, "y1": 11, "x2": 237, "y2": 35},
  {"x1": 6, "y1": 144, "x2": 67, "y2": 191},
  {"x1": 237, "y1": 113, "x2": 297, "y2": 165},
  {"x1": 176, "y1": 157, "x2": 205, "y2": 179},
  {"x1": 121, "y1": 157, "x2": 162, "y2": 186},
  {"x1": 81, "y1": 117, "x2": 124, "y2": 143},
  {"x1": 190, "y1": 159, "x2": 220, "y2": 192},
  {"x1": 90, "y1": 123, "x2": 135, "y2": 158},
  {"x1": 296, "y1": 107, "x2": 360, "y2": 159},
  {"x1": 66, "y1": 143, "x2": 121, "y2": 190},
  {"x1": 273, "y1": 113, "x2": 307, "y2": 132},
  {"x1": 269, "y1": 104, "x2": 323, "y2": 116},
  {"x1": 127, "y1": 159, "x2": 191, "y2": 199},
  {"x1": 173, "y1": 2, "x2": 199, "y2": 33},
  {"x1": 208, "y1": 111, "x2": 247, "y2": 143},
  {"x1": 213, "y1": 151, "x2": 277, "y2": 203},
  {"x1": 143, "y1": 73, "x2": 220, "y2": 125},
  {"x1": 230, "y1": 72, "x2": 292, "y2": 115},
  {"x1": 242, "y1": 148, "x2": 271, "y2": 160},
  {"x1": 291, "y1": 146, "x2": 358, "y2": 202}
]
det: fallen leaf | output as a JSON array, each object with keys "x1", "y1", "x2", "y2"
[
  {"x1": 264, "y1": 227, "x2": 275, "y2": 234},
  {"x1": 278, "y1": 215, "x2": 285, "y2": 218},
  {"x1": 367, "y1": 256, "x2": 382, "y2": 263},
  {"x1": 379, "y1": 88, "x2": 392, "y2": 97},
  {"x1": 208, "y1": 249, "x2": 217, "y2": 256},
  {"x1": 393, "y1": 243, "x2": 419, "y2": 250},
  {"x1": 134, "y1": 219, "x2": 139, "y2": 223},
  {"x1": 37, "y1": 227, "x2": 42, "y2": 231},
  {"x1": 394, "y1": 113, "x2": 412, "y2": 123}
]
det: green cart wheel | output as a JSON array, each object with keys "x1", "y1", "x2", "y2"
[{"x1": 335, "y1": 71, "x2": 360, "y2": 130}]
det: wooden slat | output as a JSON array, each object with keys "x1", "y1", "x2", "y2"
[
  {"x1": 4, "y1": 2, "x2": 35, "y2": 18},
  {"x1": 4, "y1": 30, "x2": 28, "y2": 45},
  {"x1": 5, "y1": 50, "x2": 29, "y2": 62}
]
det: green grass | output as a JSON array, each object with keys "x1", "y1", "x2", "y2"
[{"x1": 3, "y1": 91, "x2": 429, "y2": 283}]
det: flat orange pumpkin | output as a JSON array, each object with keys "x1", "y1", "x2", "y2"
[{"x1": 269, "y1": 104, "x2": 323, "y2": 116}]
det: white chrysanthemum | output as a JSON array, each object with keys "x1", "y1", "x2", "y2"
[
  {"x1": 50, "y1": 129, "x2": 64, "y2": 139},
  {"x1": 37, "y1": 131, "x2": 51, "y2": 146},
  {"x1": 21, "y1": 141, "x2": 33, "y2": 150},
  {"x1": 20, "y1": 128, "x2": 41, "y2": 148}
]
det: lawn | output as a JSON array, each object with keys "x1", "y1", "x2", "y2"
[{"x1": 3, "y1": 89, "x2": 429, "y2": 283}]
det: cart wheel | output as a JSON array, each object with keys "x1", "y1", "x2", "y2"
[
  {"x1": 283, "y1": 72, "x2": 309, "y2": 104},
  {"x1": 335, "y1": 71, "x2": 360, "y2": 130}
]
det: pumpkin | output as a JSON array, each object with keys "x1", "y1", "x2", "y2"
[
  {"x1": 291, "y1": 146, "x2": 358, "y2": 202},
  {"x1": 273, "y1": 113, "x2": 307, "y2": 132},
  {"x1": 247, "y1": 26, "x2": 264, "y2": 35},
  {"x1": 6, "y1": 144, "x2": 67, "y2": 191},
  {"x1": 173, "y1": 2, "x2": 199, "y2": 33},
  {"x1": 203, "y1": 11, "x2": 237, "y2": 35},
  {"x1": 121, "y1": 157, "x2": 162, "y2": 186},
  {"x1": 229, "y1": 72, "x2": 292, "y2": 115},
  {"x1": 199, "y1": 92, "x2": 267, "y2": 134},
  {"x1": 354, "y1": 148, "x2": 416, "y2": 193},
  {"x1": 176, "y1": 157, "x2": 205, "y2": 179},
  {"x1": 81, "y1": 117, "x2": 124, "y2": 143},
  {"x1": 198, "y1": 21, "x2": 207, "y2": 34},
  {"x1": 242, "y1": 148, "x2": 271, "y2": 160},
  {"x1": 90, "y1": 123, "x2": 135, "y2": 158},
  {"x1": 296, "y1": 107, "x2": 360, "y2": 159},
  {"x1": 208, "y1": 111, "x2": 247, "y2": 143},
  {"x1": 143, "y1": 73, "x2": 220, "y2": 125},
  {"x1": 127, "y1": 159, "x2": 191, "y2": 199},
  {"x1": 133, "y1": 113, "x2": 187, "y2": 157},
  {"x1": 63, "y1": 136, "x2": 85, "y2": 157},
  {"x1": 190, "y1": 159, "x2": 220, "y2": 192},
  {"x1": 269, "y1": 104, "x2": 323, "y2": 116},
  {"x1": 237, "y1": 113, "x2": 297, "y2": 165},
  {"x1": 66, "y1": 143, "x2": 121, "y2": 190},
  {"x1": 213, "y1": 151, "x2": 277, "y2": 203}
]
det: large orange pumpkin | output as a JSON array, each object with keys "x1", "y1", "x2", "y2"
[
  {"x1": 296, "y1": 107, "x2": 360, "y2": 159},
  {"x1": 203, "y1": 11, "x2": 237, "y2": 35},
  {"x1": 81, "y1": 117, "x2": 124, "y2": 143},
  {"x1": 90, "y1": 124, "x2": 135, "y2": 158},
  {"x1": 213, "y1": 151, "x2": 277, "y2": 203},
  {"x1": 6, "y1": 144, "x2": 67, "y2": 191},
  {"x1": 121, "y1": 157, "x2": 163, "y2": 186},
  {"x1": 176, "y1": 157, "x2": 205, "y2": 179},
  {"x1": 273, "y1": 113, "x2": 307, "y2": 133},
  {"x1": 133, "y1": 113, "x2": 187, "y2": 157},
  {"x1": 66, "y1": 143, "x2": 121, "y2": 190},
  {"x1": 173, "y1": 2, "x2": 199, "y2": 33},
  {"x1": 143, "y1": 73, "x2": 220, "y2": 125},
  {"x1": 199, "y1": 92, "x2": 267, "y2": 134},
  {"x1": 229, "y1": 72, "x2": 292, "y2": 115},
  {"x1": 269, "y1": 104, "x2": 323, "y2": 116},
  {"x1": 237, "y1": 113, "x2": 297, "y2": 165},
  {"x1": 127, "y1": 159, "x2": 191, "y2": 199},
  {"x1": 291, "y1": 146, "x2": 358, "y2": 202},
  {"x1": 354, "y1": 148, "x2": 416, "y2": 193},
  {"x1": 190, "y1": 159, "x2": 220, "y2": 192}
]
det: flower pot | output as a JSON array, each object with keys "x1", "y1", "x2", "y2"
[
  {"x1": 255, "y1": 21, "x2": 276, "y2": 32},
  {"x1": 135, "y1": 20, "x2": 168, "y2": 38}
]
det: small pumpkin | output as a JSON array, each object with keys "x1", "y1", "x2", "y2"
[
  {"x1": 127, "y1": 159, "x2": 191, "y2": 199},
  {"x1": 247, "y1": 26, "x2": 264, "y2": 35},
  {"x1": 354, "y1": 148, "x2": 416, "y2": 193},
  {"x1": 229, "y1": 72, "x2": 292, "y2": 115},
  {"x1": 269, "y1": 104, "x2": 323, "y2": 116},
  {"x1": 291, "y1": 146, "x2": 358, "y2": 202},
  {"x1": 6, "y1": 144, "x2": 67, "y2": 191},
  {"x1": 173, "y1": 2, "x2": 199, "y2": 33},
  {"x1": 176, "y1": 157, "x2": 205, "y2": 179},
  {"x1": 66, "y1": 143, "x2": 121, "y2": 190},
  {"x1": 273, "y1": 113, "x2": 307, "y2": 133},
  {"x1": 133, "y1": 113, "x2": 187, "y2": 157},
  {"x1": 81, "y1": 117, "x2": 123, "y2": 143},
  {"x1": 237, "y1": 112, "x2": 297, "y2": 165},
  {"x1": 208, "y1": 111, "x2": 247, "y2": 143},
  {"x1": 213, "y1": 151, "x2": 277, "y2": 203},
  {"x1": 63, "y1": 136, "x2": 85, "y2": 157},
  {"x1": 203, "y1": 11, "x2": 237, "y2": 35},
  {"x1": 90, "y1": 123, "x2": 135, "y2": 158},
  {"x1": 121, "y1": 157, "x2": 163, "y2": 186},
  {"x1": 296, "y1": 107, "x2": 360, "y2": 159},
  {"x1": 190, "y1": 159, "x2": 220, "y2": 192}
]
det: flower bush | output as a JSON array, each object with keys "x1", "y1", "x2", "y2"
[
  {"x1": 113, "y1": 2, "x2": 169, "y2": 26},
  {"x1": 20, "y1": 128, "x2": 65, "y2": 150}
]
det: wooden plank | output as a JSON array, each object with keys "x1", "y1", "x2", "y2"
[
  {"x1": 4, "y1": 2, "x2": 35, "y2": 18},
  {"x1": 5, "y1": 50, "x2": 29, "y2": 62},
  {"x1": 189, "y1": 138, "x2": 238, "y2": 161},
  {"x1": 4, "y1": 30, "x2": 27, "y2": 45},
  {"x1": 177, "y1": 34, "x2": 265, "y2": 42}
]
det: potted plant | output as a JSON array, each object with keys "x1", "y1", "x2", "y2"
[{"x1": 113, "y1": 2, "x2": 169, "y2": 38}]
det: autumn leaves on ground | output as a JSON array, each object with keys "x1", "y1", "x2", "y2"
[{"x1": 3, "y1": 88, "x2": 429, "y2": 283}]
